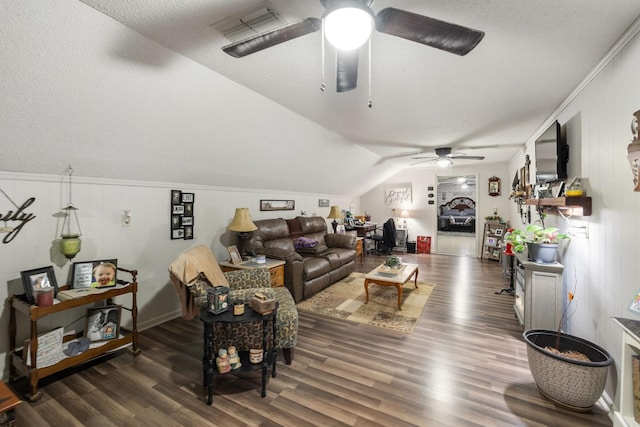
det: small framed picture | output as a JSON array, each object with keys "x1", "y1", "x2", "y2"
[
  {"x1": 227, "y1": 245, "x2": 242, "y2": 264},
  {"x1": 181, "y1": 216, "x2": 193, "y2": 226},
  {"x1": 71, "y1": 259, "x2": 118, "y2": 289},
  {"x1": 494, "y1": 228, "x2": 503, "y2": 236},
  {"x1": 172, "y1": 205, "x2": 185, "y2": 215},
  {"x1": 181, "y1": 192, "x2": 194, "y2": 203},
  {"x1": 184, "y1": 226, "x2": 193, "y2": 240},
  {"x1": 20, "y1": 266, "x2": 58, "y2": 305},
  {"x1": 318, "y1": 199, "x2": 330, "y2": 207},
  {"x1": 171, "y1": 215, "x2": 181, "y2": 229},
  {"x1": 487, "y1": 237, "x2": 498, "y2": 246},
  {"x1": 85, "y1": 305, "x2": 121, "y2": 342},
  {"x1": 171, "y1": 189, "x2": 181, "y2": 204},
  {"x1": 172, "y1": 228, "x2": 184, "y2": 239},
  {"x1": 550, "y1": 180, "x2": 565, "y2": 198}
]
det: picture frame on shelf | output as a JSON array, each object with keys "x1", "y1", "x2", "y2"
[
  {"x1": 550, "y1": 180, "x2": 565, "y2": 198},
  {"x1": 227, "y1": 245, "x2": 242, "y2": 265},
  {"x1": 71, "y1": 259, "x2": 118, "y2": 289},
  {"x1": 486, "y1": 237, "x2": 498, "y2": 246},
  {"x1": 85, "y1": 305, "x2": 122, "y2": 342},
  {"x1": 20, "y1": 266, "x2": 58, "y2": 305},
  {"x1": 494, "y1": 228, "x2": 503, "y2": 236}
]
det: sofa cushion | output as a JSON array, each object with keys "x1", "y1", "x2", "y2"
[
  {"x1": 287, "y1": 218, "x2": 304, "y2": 239},
  {"x1": 297, "y1": 216, "x2": 329, "y2": 234},
  {"x1": 302, "y1": 257, "x2": 331, "y2": 280},
  {"x1": 296, "y1": 244, "x2": 328, "y2": 255}
]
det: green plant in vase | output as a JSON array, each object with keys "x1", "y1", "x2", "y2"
[
  {"x1": 504, "y1": 224, "x2": 569, "y2": 263},
  {"x1": 384, "y1": 255, "x2": 402, "y2": 269}
]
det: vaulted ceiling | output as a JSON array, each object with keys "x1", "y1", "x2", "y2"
[{"x1": 4, "y1": 1, "x2": 640, "y2": 196}]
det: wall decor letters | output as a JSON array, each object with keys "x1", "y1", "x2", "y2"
[
  {"x1": 0, "y1": 187, "x2": 36, "y2": 243},
  {"x1": 384, "y1": 185, "x2": 412, "y2": 206}
]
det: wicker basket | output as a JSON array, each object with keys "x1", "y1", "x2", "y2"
[{"x1": 523, "y1": 329, "x2": 613, "y2": 411}]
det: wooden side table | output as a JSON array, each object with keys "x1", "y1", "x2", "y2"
[
  {"x1": 355, "y1": 237, "x2": 364, "y2": 266},
  {"x1": 200, "y1": 304, "x2": 278, "y2": 405},
  {"x1": 220, "y1": 259, "x2": 285, "y2": 287}
]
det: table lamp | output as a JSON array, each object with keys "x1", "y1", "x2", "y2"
[
  {"x1": 227, "y1": 208, "x2": 257, "y2": 257},
  {"x1": 326, "y1": 206, "x2": 342, "y2": 233}
]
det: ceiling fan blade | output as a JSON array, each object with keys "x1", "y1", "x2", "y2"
[
  {"x1": 375, "y1": 8, "x2": 484, "y2": 56},
  {"x1": 411, "y1": 158, "x2": 438, "y2": 165},
  {"x1": 449, "y1": 155, "x2": 485, "y2": 160},
  {"x1": 336, "y1": 49, "x2": 358, "y2": 92},
  {"x1": 411, "y1": 156, "x2": 438, "y2": 160},
  {"x1": 222, "y1": 18, "x2": 321, "y2": 58}
]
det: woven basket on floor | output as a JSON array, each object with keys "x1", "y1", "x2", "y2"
[{"x1": 523, "y1": 329, "x2": 613, "y2": 412}]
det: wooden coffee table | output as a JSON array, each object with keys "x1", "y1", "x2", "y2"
[{"x1": 364, "y1": 263, "x2": 419, "y2": 310}]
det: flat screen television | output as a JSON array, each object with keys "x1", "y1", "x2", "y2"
[{"x1": 535, "y1": 120, "x2": 568, "y2": 183}]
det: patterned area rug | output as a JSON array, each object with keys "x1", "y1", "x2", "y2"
[{"x1": 296, "y1": 272, "x2": 435, "y2": 334}]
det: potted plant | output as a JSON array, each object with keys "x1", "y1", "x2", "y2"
[
  {"x1": 523, "y1": 291, "x2": 613, "y2": 411},
  {"x1": 504, "y1": 224, "x2": 569, "y2": 263},
  {"x1": 384, "y1": 255, "x2": 402, "y2": 269}
]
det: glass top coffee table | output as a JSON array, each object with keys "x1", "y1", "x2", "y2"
[{"x1": 363, "y1": 263, "x2": 419, "y2": 310}]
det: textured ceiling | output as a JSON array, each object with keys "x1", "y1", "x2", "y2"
[{"x1": 4, "y1": 1, "x2": 640, "y2": 196}]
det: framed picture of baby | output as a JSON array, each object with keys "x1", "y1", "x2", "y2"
[
  {"x1": 20, "y1": 265, "x2": 58, "y2": 305},
  {"x1": 85, "y1": 305, "x2": 121, "y2": 342},
  {"x1": 71, "y1": 259, "x2": 118, "y2": 289}
]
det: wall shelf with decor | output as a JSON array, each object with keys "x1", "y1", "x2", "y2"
[
  {"x1": 482, "y1": 223, "x2": 508, "y2": 262},
  {"x1": 525, "y1": 196, "x2": 592, "y2": 216}
]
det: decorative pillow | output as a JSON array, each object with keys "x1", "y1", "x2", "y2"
[
  {"x1": 464, "y1": 216, "x2": 473, "y2": 225},
  {"x1": 443, "y1": 209, "x2": 460, "y2": 216},
  {"x1": 293, "y1": 236, "x2": 318, "y2": 249}
]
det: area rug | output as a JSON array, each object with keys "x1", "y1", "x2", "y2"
[{"x1": 296, "y1": 272, "x2": 435, "y2": 334}]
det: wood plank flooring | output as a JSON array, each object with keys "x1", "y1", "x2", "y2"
[{"x1": 8, "y1": 253, "x2": 612, "y2": 426}]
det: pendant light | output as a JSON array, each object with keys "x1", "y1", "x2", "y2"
[{"x1": 60, "y1": 165, "x2": 83, "y2": 259}]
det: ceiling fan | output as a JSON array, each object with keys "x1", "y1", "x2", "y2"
[
  {"x1": 411, "y1": 147, "x2": 485, "y2": 166},
  {"x1": 222, "y1": 0, "x2": 484, "y2": 92}
]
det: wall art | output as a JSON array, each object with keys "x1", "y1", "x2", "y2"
[
  {"x1": 260, "y1": 199, "x2": 295, "y2": 211},
  {"x1": 384, "y1": 185, "x2": 412, "y2": 206},
  {"x1": 170, "y1": 190, "x2": 195, "y2": 240}
]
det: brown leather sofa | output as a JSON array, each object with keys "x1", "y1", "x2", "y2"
[{"x1": 248, "y1": 216, "x2": 356, "y2": 303}]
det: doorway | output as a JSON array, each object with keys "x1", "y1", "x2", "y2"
[{"x1": 436, "y1": 174, "x2": 478, "y2": 256}]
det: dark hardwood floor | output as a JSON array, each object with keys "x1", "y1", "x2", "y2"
[{"x1": 9, "y1": 253, "x2": 612, "y2": 426}]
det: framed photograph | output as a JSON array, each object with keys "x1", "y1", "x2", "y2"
[
  {"x1": 184, "y1": 226, "x2": 194, "y2": 240},
  {"x1": 494, "y1": 228, "x2": 503, "y2": 236},
  {"x1": 181, "y1": 216, "x2": 193, "y2": 226},
  {"x1": 71, "y1": 259, "x2": 118, "y2": 289},
  {"x1": 172, "y1": 228, "x2": 184, "y2": 239},
  {"x1": 172, "y1": 205, "x2": 184, "y2": 215},
  {"x1": 318, "y1": 198, "x2": 330, "y2": 207},
  {"x1": 550, "y1": 180, "x2": 565, "y2": 198},
  {"x1": 171, "y1": 215, "x2": 181, "y2": 229},
  {"x1": 488, "y1": 176, "x2": 501, "y2": 196},
  {"x1": 181, "y1": 192, "x2": 194, "y2": 203},
  {"x1": 20, "y1": 266, "x2": 58, "y2": 305},
  {"x1": 227, "y1": 245, "x2": 242, "y2": 264},
  {"x1": 486, "y1": 237, "x2": 498, "y2": 246},
  {"x1": 85, "y1": 305, "x2": 121, "y2": 342},
  {"x1": 171, "y1": 189, "x2": 181, "y2": 204},
  {"x1": 184, "y1": 203, "x2": 193, "y2": 216},
  {"x1": 260, "y1": 199, "x2": 295, "y2": 211}
]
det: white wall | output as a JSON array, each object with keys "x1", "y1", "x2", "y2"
[
  {"x1": 0, "y1": 171, "x2": 355, "y2": 378},
  {"x1": 360, "y1": 162, "x2": 511, "y2": 256},
  {"x1": 508, "y1": 25, "x2": 640, "y2": 404}
]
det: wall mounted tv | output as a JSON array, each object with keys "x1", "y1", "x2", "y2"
[{"x1": 535, "y1": 120, "x2": 568, "y2": 183}]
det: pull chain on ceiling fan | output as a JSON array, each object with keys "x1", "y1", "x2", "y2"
[{"x1": 222, "y1": 0, "x2": 484, "y2": 94}]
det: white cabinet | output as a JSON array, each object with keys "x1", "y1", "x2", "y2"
[{"x1": 513, "y1": 253, "x2": 564, "y2": 331}]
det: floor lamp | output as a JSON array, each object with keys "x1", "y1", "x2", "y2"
[
  {"x1": 227, "y1": 208, "x2": 257, "y2": 257},
  {"x1": 327, "y1": 206, "x2": 342, "y2": 233}
]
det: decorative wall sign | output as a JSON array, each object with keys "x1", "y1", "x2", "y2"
[
  {"x1": 488, "y1": 176, "x2": 501, "y2": 196},
  {"x1": 384, "y1": 185, "x2": 412, "y2": 206},
  {"x1": 0, "y1": 187, "x2": 36, "y2": 244},
  {"x1": 171, "y1": 190, "x2": 195, "y2": 240}
]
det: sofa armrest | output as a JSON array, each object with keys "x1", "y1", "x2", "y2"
[
  {"x1": 256, "y1": 247, "x2": 303, "y2": 262},
  {"x1": 325, "y1": 233, "x2": 356, "y2": 249},
  {"x1": 224, "y1": 269, "x2": 271, "y2": 290}
]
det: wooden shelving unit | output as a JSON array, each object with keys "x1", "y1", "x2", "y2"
[
  {"x1": 9, "y1": 268, "x2": 140, "y2": 401},
  {"x1": 482, "y1": 223, "x2": 508, "y2": 262},
  {"x1": 525, "y1": 196, "x2": 592, "y2": 216}
]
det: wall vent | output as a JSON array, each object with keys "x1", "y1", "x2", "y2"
[{"x1": 211, "y1": 2, "x2": 287, "y2": 43}]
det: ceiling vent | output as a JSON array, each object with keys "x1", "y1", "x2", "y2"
[{"x1": 211, "y1": 2, "x2": 287, "y2": 43}]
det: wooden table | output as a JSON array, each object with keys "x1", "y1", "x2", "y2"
[
  {"x1": 363, "y1": 263, "x2": 419, "y2": 310},
  {"x1": 220, "y1": 259, "x2": 285, "y2": 287},
  {"x1": 0, "y1": 381, "x2": 21, "y2": 426}
]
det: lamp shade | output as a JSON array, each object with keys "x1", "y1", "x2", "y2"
[
  {"x1": 400, "y1": 210, "x2": 409, "y2": 218},
  {"x1": 227, "y1": 208, "x2": 257, "y2": 232},
  {"x1": 327, "y1": 206, "x2": 342, "y2": 219}
]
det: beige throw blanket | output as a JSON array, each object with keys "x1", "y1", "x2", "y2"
[{"x1": 168, "y1": 245, "x2": 229, "y2": 320}]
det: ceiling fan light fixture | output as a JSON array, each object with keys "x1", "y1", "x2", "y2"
[
  {"x1": 437, "y1": 158, "x2": 453, "y2": 168},
  {"x1": 324, "y1": 5, "x2": 373, "y2": 50}
]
